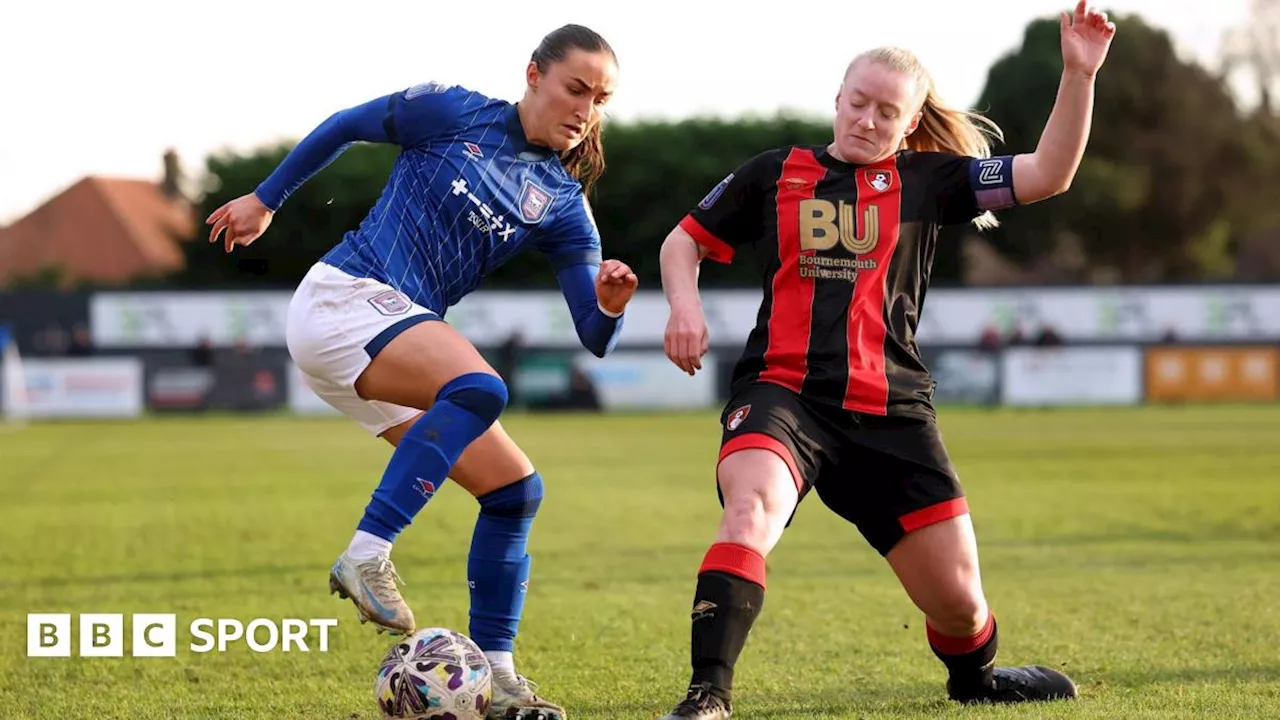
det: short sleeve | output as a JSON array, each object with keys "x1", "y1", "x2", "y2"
[
  {"x1": 922, "y1": 153, "x2": 1019, "y2": 226},
  {"x1": 382, "y1": 81, "x2": 473, "y2": 149},
  {"x1": 536, "y1": 193, "x2": 603, "y2": 273},
  {"x1": 678, "y1": 152, "x2": 774, "y2": 263}
]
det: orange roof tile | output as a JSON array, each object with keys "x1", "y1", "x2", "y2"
[{"x1": 0, "y1": 176, "x2": 195, "y2": 287}]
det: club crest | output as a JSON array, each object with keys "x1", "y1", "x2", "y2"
[
  {"x1": 726, "y1": 404, "x2": 752, "y2": 431},
  {"x1": 865, "y1": 169, "x2": 893, "y2": 192},
  {"x1": 368, "y1": 290, "x2": 411, "y2": 316},
  {"x1": 518, "y1": 179, "x2": 555, "y2": 224}
]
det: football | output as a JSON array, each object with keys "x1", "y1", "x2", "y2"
[{"x1": 374, "y1": 628, "x2": 493, "y2": 720}]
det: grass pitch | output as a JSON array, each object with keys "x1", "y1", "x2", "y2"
[{"x1": 2, "y1": 405, "x2": 1278, "y2": 719}]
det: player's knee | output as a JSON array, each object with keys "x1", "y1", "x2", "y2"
[
  {"x1": 478, "y1": 472, "x2": 543, "y2": 519},
  {"x1": 438, "y1": 372, "x2": 508, "y2": 426},
  {"x1": 719, "y1": 491, "x2": 784, "y2": 554}
]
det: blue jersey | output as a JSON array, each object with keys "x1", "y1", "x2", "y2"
[{"x1": 254, "y1": 81, "x2": 623, "y2": 355}]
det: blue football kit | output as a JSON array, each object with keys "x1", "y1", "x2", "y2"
[
  {"x1": 258, "y1": 80, "x2": 625, "y2": 662},
  {"x1": 255, "y1": 80, "x2": 622, "y2": 356}
]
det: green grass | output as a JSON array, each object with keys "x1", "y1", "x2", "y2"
[{"x1": 2, "y1": 405, "x2": 1279, "y2": 719}]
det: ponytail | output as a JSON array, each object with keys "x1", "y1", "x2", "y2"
[
  {"x1": 851, "y1": 47, "x2": 1007, "y2": 230},
  {"x1": 559, "y1": 121, "x2": 606, "y2": 196},
  {"x1": 909, "y1": 88, "x2": 1005, "y2": 230}
]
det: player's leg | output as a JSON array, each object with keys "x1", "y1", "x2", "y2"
[
  {"x1": 661, "y1": 384, "x2": 820, "y2": 720},
  {"x1": 888, "y1": 511, "x2": 1076, "y2": 703},
  {"x1": 286, "y1": 264, "x2": 508, "y2": 634},
  {"x1": 336, "y1": 320, "x2": 507, "y2": 634},
  {"x1": 384, "y1": 419, "x2": 567, "y2": 719},
  {"x1": 846, "y1": 418, "x2": 1076, "y2": 704}
]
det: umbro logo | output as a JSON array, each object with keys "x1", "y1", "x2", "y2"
[{"x1": 691, "y1": 600, "x2": 718, "y2": 622}]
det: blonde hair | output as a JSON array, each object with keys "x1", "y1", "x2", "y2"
[{"x1": 847, "y1": 47, "x2": 1006, "y2": 230}]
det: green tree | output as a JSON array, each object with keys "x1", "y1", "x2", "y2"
[
  {"x1": 174, "y1": 115, "x2": 839, "y2": 291},
  {"x1": 976, "y1": 12, "x2": 1247, "y2": 281},
  {"x1": 176, "y1": 142, "x2": 399, "y2": 288}
]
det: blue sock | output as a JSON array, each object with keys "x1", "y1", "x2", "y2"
[
  {"x1": 468, "y1": 473, "x2": 543, "y2": 653},
  {"x1": 356, "y1": 373, "x2": 508, "y2": 542}
]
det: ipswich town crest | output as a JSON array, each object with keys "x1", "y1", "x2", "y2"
[{"x1": 518, "y1": 179, "x2": 555, "y2": 224}]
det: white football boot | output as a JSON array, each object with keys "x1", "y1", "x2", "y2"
[
  {"x1": 328, "y1": 551, "x2": 415, "y2": 635},
  {"x1": 488, "y1": 674, "x2": 567, "y2": 720}
]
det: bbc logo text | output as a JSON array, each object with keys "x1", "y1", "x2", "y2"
[{"x1": 28, "y1": 614, "x2": 338, "y2": 657}]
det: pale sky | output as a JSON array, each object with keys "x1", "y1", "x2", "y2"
[{"x1": 0, "y1": 0, "x2": 1249, "y2": 225}]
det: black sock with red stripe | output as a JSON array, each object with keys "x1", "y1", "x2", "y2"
[
  {"x1": 687, "y1": 542, "x2": 766, "y2": 701},
  {"x1": 929, "y1": 612, "x2": 999, "y2": 699}
]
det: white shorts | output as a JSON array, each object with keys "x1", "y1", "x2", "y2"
[{"x1": 286, "y1": 262, "x2": 439, "y2": 435}]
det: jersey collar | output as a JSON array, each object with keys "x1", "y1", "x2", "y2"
[
  {"x1": 816, "y1": 145, "x2": 905, "y2": 170},
  {"x1": 506, "y1": 104, "x2": 556, "y2": 162}
]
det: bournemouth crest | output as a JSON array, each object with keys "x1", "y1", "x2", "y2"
[
  {"x1": 518, "y1": 179, "x2": 555, "y2": 224},
  {"x1": 865, "y1": 168, "x2": 893, "y2": 192},
  {"x1": 725, "y1": 404, "x2": 751, "y2": 431}
]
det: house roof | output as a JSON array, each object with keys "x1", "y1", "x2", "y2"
[{"x1": 0, "y1": 176, "x2": 195, "y2": 287}]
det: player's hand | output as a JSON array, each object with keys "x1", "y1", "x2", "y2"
[
  {"x1": 596, "y1": 259, "x2": 638, "y2": 315},
  {"x1": 664, "y1": 302, "x2": 709, "y2": 376},
  {"x1": 206, "y1": 192, "x2": 274, "y2": 254},
  {"x1": 1060, "y1": 0, "x2": 1116, "y2": 77}
]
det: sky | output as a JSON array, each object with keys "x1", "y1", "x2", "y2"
[{"x1": 0, "y1": 0, "x2": 1251, "y2": 225}]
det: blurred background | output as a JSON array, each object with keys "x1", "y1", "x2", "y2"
[{"x1": 2, "y1": 0, "x2": 1279, "y2": 416}]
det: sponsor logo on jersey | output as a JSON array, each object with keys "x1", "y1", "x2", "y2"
[{"x1": 450, "y1": 177, "x2": 517, "y2": 241}]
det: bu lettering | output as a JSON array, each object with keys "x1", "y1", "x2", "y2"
[{"x1": 799, "y1": 199, "x2": 879, "y2": 255}]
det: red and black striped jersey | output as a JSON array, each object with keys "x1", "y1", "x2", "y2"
[{"x1": 679, "y1": 144, "x2": 1017, "y2": 418}]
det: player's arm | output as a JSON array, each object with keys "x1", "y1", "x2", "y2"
[
  {"x1": 540, "y1": 196, "x2": 636, "y2": 358},
  {"x1": 1008, "y1": 71, "x2": 1095, "y2": 205},
  {"x1": 255, "y1": 82, "x2": 465, "y2": 211},
  {"x1": 554, "y1": 260, "x2": 628, "y2": 358},
  {"x1": 662, "y1": 160, "x2": 764, "y2": 294},
  {"x1": 1012, "y1": 3, "x2": 1115, "y2": 204},
  {"x1": 252, "y1": 95, "x2": 397, "y2": 211},
  {"x1": 662, "y1": 156, "x2": 767, "y2": 375},
  {"x1": 660, "y1": 224, "x2": 709, "y2": 312},
  {"x1": 209, "y1": 82, "x2": 466, "y2": 252}
]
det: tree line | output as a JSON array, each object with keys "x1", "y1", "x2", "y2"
[{"x1": 70, "y1": 10, "x2": 1280, "y2": 291}]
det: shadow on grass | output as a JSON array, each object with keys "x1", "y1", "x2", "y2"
[{"x1": 569, "y1": 682, "x2": 956, "y2": 720}]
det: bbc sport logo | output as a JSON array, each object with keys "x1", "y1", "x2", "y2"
[{"x1": 27, "y1": 613, "x2": 338, "y2": 657}]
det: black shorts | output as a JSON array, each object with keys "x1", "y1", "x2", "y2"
[{"x1": 716, "y1": 381, "x2": 967, "y2": 556}]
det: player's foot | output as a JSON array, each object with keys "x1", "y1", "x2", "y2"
[
  {"x1": 488, "y1": 673, "x2": 566, "y2": 720},
  {"x1": 328, "y1": 552, "x2": 415, "y2": 635},
  {"x1": 658, "y1": 682, "x2": 732, "y2": 719},
  {"x1": 950, "y1": 665, "x2": 1078, "y2": 704}
]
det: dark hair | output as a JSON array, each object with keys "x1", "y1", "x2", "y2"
[{"x1": 531, "y1": 24, "x2": 616, "y2": 195}]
